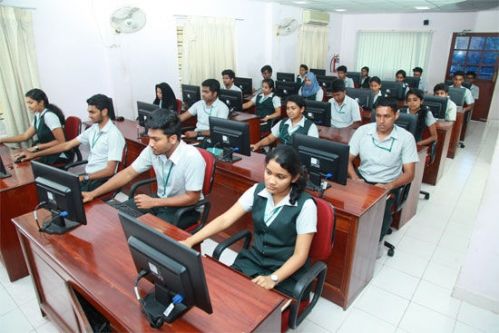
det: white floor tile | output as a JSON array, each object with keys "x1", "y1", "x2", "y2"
[
  {"x1": 458, "y1": 301, "x2": 499, "y2": 333},
  {"x1": 371, "y1": 266, "x2": 420, "y2": 300},
  {"x1": 412, "y1": 280, "x2": 461, "y2": 319},
  {"x1": 18, "y1": 299, "x2": 49, "y2": 329},
  {"x1": 399, "y1": 302, "x2": 455, "y2": 333},
  {"x1": 306, "y1": 297, "x2": 348, "y2": 332},
  {"x1": 0, "y1": 285, "x2": 17, "y2": 316},
  {"x1": 0, "y1": 307, "x2": 34, "y2": 333},
  {"x1": 404, "y1": 223, "x2": 444, "y2": 245},
  {"x1": 453, "y1": 321, "x2": 484, "y2": 333},
  {"x1": 354, "y1": 286, "x2": 409, "y2": 326},
  {"x1": 439, "y1": 230, "x2": 471, "y2": 253},
  {"x1": 397, "y1": 235, "x2": 438, "y2": 260},
  {"x1": 337, "y1": 308, "x2": 396, "y2": 333},
  {"x1": 0, "y1": 263, "x2": 11, "y2": 286},
  {"x1": 431, "y1": 246, "x2": 467, "y2": 270},
  {"x1": 423, "y1": 261, "x2": 461, "y2": 290},
  {"x1": 384, "y1": 248, "x2": 430, "y2": 278},
  {"x1": 35, "y1": 320, "x2": 59, "y2": 333},
  {"x1": 6, "y1": 276, "x2": 37, "y2": 306}
]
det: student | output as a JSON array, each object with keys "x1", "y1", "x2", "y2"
[
  {"x1": 221, "y1": 69, "x2": 242, "y2": 93},
  {"x1": 412, "y1": 67, "x2": 427, "y2": 93},
  {"x1": 465, "y1": 71, "x2": 480, "y2": 101},
  {"x1": 250, "y1": 95, "x2": 318, "y2": 151},
  {"x1": 369, "y1": 76, "x2": 383, "y2": 107},
  {"x1": 336, "y1": 65, "x2": 354, "y2": 88},
  {"x1": 328, "y1": 79, "x2": 362, "y2": 128},
  {"x1": 360, "y1": 66, "x2": 370, "y2": 88},
  {"x1": 243, "y1": 78, "x2": 281, "y2": 132},
  {"x1": 399, "y1": 89, "x2": 438, "y2": 146},
  {"x1": 153, "y1": 82, "x2": 177, "y2": 111},
  {"x1": 434, "y1": 83, "x2": 457, "y2": 121},
  {"x1": 179, "y1": 79, "x2": 229, "y2": 139},
  {"x1": 296, "y1": 64, "x2": 308, "y2": 84},
  {"x1": 451, "y1": 71, "x2": 475, "y2": 113},
  {"x1": 83, "y1": 110, "x2": 205, "y2": 229},
  {"x1": 181, "y1": 144, "x2": 317, "y2": 296},
  {"x1": 254, "y1": 65, "x2": 273, "y2": 95},
  {"x1": 395, "y1": 69, "x2": 410, "y2": 96},
  {"x1": 298, "y1": 72, "x2": 324, "y2": 101},
  {"x1": 348, "y1": 97, "x2": 418, "y2": 247},
  {"x1": 2, "y1": 89, "x2": 68, "y2": 165},
  {"x1": 18, "y1": 94, "x2": 125, "y2": 191}
]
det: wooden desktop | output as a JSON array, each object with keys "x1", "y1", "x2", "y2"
[{"x1": 423, "y1": 121, "x2": 453, "y2": 185}]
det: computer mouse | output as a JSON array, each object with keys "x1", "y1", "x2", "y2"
[
  {"x1": 14, "y1": 156, "x2": 24, "y2": 163},
  {"x1": 115, "y1": 116, "x2": 125, "y2": 122}
]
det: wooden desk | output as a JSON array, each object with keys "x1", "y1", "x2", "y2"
[
  {"x1": 211, "y1": 152, "x2": 387, "y2": 309},
  {"x1": 13, "y1": 200, "x2": 285, "y2": 332},
  {"x1": 318, "y1": 126, "x2": 356, "y2": 144},
  {"x1": 423, "y1": 121, "x2": 453, "y2": 185},
  {"x1": 0, "y1": 144, "x2": 36, "y2": 281}
]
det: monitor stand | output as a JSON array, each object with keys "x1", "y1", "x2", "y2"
[
  {"x1": 208, "y1": 147, "x2": 242, "y2": 163},
  {"x1": 41, "y1": 212, "x2": 80, "y2": 234},
  {"x1": 143, "y1": 284, "x2": 188, "y2": 324},
  {"x1": 306, "y1": 173, "x2": 331, "y2": 197}
]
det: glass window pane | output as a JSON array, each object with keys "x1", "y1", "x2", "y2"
[
  {"x1": 482, "y1": 52, "x2": 498, "y2": 65},
  {"x1": 455, "y1": 36, "x2": 469, "y2": 49},
  {"x1": 450, "y1": 64, "x2": 464, "y2": 74},
  {"x1": 467, "y1": 51, "x2": 481, "y2": 64},
  {"x1": 485, "y1": 37, "x2": 499, "y2": 50},
  {"x1": 469, "y1": 37, "x2": 485, "y2": 50},
  {"x1": 452, "y1": 51, "x2": 467, "y2": 64},
  {"x1": 465, "y1": 66, "x2": 479, "y2": 73},
  {"x1": 479, "y1": 66, "x2": 494, "y2": 79}
]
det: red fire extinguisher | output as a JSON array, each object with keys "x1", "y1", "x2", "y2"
[{"x1": 330, "y1": 54, "x2": 340, "y2": 73}]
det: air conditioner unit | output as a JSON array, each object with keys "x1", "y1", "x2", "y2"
[{"x1": 303, "y1": 10, "x2": 329, "y2": 25}]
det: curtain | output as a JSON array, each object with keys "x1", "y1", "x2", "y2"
[
  {"x1": 356, "y1": 31, "x2": 432, "y2": 80},
  {"x1": 182, "y1": 17, "x2": 235, "y2": 86},
  {"x1": 298, "y1": 24, "x2": 328, "y2": 69},
  {"x1": 0, "y1": 6, "x2": 40, "y2": 140}
]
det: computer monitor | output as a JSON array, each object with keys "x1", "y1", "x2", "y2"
[
  {"x1": 345, "y1": 88, "x2": 373, "y2": 109},
  {"x1": 234, "y1": 77, "x2": 253, "y2": 96},
  {"x1": 381, "y1": 81, "x2": 406, "y2": 100},
  {"x1": 275, "y1": 81, "x2": 300, "y2": 99},
  {"x1": 316, "y1": 75, "x2": 337, "y2": 91},
  {"x1": 137, "y1": 101, "x2": 161, "y2": 136},
  {"x1": 369, "y1": 109, "x2": 418, "y2": 137},
  {"x1": 209, "y1": 117, "x2": 251, "y2": 163},
  {"x1": 219, "y1": 89, "x2": 243, "y2": 112},
  {"x1": 310, "y1": 68, "x2": 326, "y2": 76},
  {"x1": 347, "y1": 72, "x2": 361, "y2": 87},
  {"x1": 448, "y1": 87, "x2": 466, "y2": 106},
  {"x1": 276, "y1": 72, "x2": 295, "y2": 82},
  {"x1": 404, "y1": 76, "x2": 420, "y2": 89},
  {"x1": 293, "y1": 134, "x2": 349, "y2": 194},
  {"x1": 446, "y1": 79, "x2": 471, "y2": 89},
  {"x1": 304, "y1": 100, "x2": 331, "y2": 127},
  {"x1": 118, "y1": 211, "x2": 212, "y2": 326},
  {"x1": 0, "y1": 155, "x2": 11, "y2": 179},
  {"x1": 423, "y1": 95, "x2": 448, "y2": 120},
  {"x1": 181, "y1": 84, "x2": 201, "y2": 109},
  {"x1": 31, "y1": 160, "x2": 86, "y2": 234}
]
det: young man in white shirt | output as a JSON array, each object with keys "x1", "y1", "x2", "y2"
[
  {"x1": 336, "y1": 65, "x2": 354, "y2": 88},
  {"x1": 83, "y1": 110, "x2": 206, "y2": 229},
  {"x1": 19, "y1": 94, "x2": 125, "y2": 191},
  {"x1": 451, "y1": 71, "x2": 475, "y2": 113},
  {"x1": 222, "y1": 69, "x2": 242, "y2": 93},
  {"x1": 466, "y1": 71, "x2": 480, "y2": 101},
  {"x1": 434, "y1": 83, "x2": 457, "y2": 121},
  {"x1": 179, "y1": 79, "x2": 229, "y2": 139},
  {"x1": 360, "y1": 66, "x2": 371, "y2": 88},
  {"x1": 412, "y1": 67, "x2": 427, "y2": 93},
  {"x1": 328, "y1": 79, "x2": 362, "y2": 128}
]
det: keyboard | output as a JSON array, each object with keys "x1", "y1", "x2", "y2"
[{"x1": 115, "y1": 203, "x2": 143, "y2": 218}]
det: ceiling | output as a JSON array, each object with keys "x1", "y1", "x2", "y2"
[{"x1": 252, "y1": 0, "x2": 499, "y2": 13}]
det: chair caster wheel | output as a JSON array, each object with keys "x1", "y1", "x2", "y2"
[
  {"x1": 424, "y1": 193, "x2": 430, "y2": 200},
  {"x1": 387, "y1": 248, "x2": 395, "y2": 257},
  {"x1": 386, "y1": 228, "x2": 393, "y2": 235}
]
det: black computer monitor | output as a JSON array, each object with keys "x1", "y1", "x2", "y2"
[
  {"x1": 31, "y1": 160, "x2": 86, "y2": 234},
  {"x1": 304, "y1": 100, "x2": 331, "y2": 127},
  {"x1": 118, "y1": 211, "x2": 212, "y2": 326},
  {"x1": 0, "y1": 155, "x2": 11, "y2": 179},
  {"x1": 275, "y1": 81, "x2": 300, "y2": 99},
  {"x1": 316, "y1": 75, "x2": 337, "y2": 91},
  {"x1": 369, "y1": 109, "x2": 418, "y2": 136},
  {"x1": 310, "y1": 68, "x2": 326, "y2": 76},
  {"x1": 209, "y1": 117, "x2": 251, "y2": 163},
  {"x1": 448, "y1": 87, "x2": 466, "y2": 106},
  {"x1": 404, "y1": 76, "x2": 420, "y2": 89},
  {"x1": 381, "y1": 81, "x2": 406, "y2": 100},
  {"x1": 423, "y1": 95, "x2": 448, "y2": 120},
  {"x1": 347, "y1": 72, "x2": 361, "y2": 87},
  {"x1": 219, "y1": 89, "x2": 243, "y2": 112},
  {"x1": 293, "y1": 134, "x2": 349, "y2": 193},
  {"x1": 137, "y1": 101, "x2": 161, "y2": 136},
  {"x1": 446, "y1": 79, "x2": 471, "y2": 89},
  {"x1": 276, "y1": 72, "x2": 295, "y2": 82},
  {"x1": 234, "y1": 77, "x2": 252, "y2": 96},
  {"x1": 181, "y1": 84, "x2": 201, "y2": 109},
  {"x1": 346, "y1": 88, "x2": 373, "y2": 109}
]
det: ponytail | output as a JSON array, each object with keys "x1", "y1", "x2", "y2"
[{"x1": 46, "y1": 103, "x2": 65, "y2": 125}]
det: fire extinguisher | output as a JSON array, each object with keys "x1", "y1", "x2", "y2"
[{"x1": 330, "y1": 54, "x2": 340, "y2": 73}]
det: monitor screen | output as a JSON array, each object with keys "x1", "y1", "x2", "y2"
[
  {"x1": 31, "y1": 160, "x2": 86, "y2": 234},
  {"x1": 448, "y1": 87, "x2": 466, "y2": 106},
  {"x1": 405, "y1": 76, "x2": 420, "y2": 89},
  {"x1": 309, "y1": 68, "x2": 326, "y2": 76},
  {"x1": 219, "y1": 89, "x2": 243, "y2": 112},
  {"x1": 181, "y1": 84, "x2": 201, "y2": 109},
  {"x1": 446, "y1": 79, "x2": 471, "y2": 89},
  {"x1": 0, "y1": 155, "x2": 10, "y2": 179},
  {"x1": 292, "y1": 134, "x2": 349, "y2": 190},
  {"x1": 345, "y1": 88, "x2": 373, "y2": 109},
  {"x1": 370, "y1": 109, "x2": 418, "y2": 137},
  {"x1": 137, "y1": 101, "x2": 161, "y2": 136},
  {"x1": 275, "y1": 81, "x2": 300, "y2": 99},
  {"x1": 423, "y1": 95, "x2": 448, "y2": 120},
  {"x1": 347, "y1": 72, "x2": 361, "y2": 87},
  {"x1": 119, "y1": 211, "x2": 212, "y2": 325},
  {"x1": 316, "y1": 75, "x2": 337, "y2": 91},
  {"x1": 304, "y1": 100, "x2": 331, "y2": 127},
  {"x1": 209, "y1": 117, "x2": 251, "y2": 162},
  {"x1": 381, "y1": 81, "x2": 406, "y2": 100},
  {"x1": 234, "y1": 77, "x2": 252, "y2": 96},
  {"x1": 276, "y1": 72, "x2": 295, "y2": 82}
]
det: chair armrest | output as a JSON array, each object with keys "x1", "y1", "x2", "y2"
[
  {"x1": 129, "y1": 178, "x2": 156, "y2": 198},
  {"x1": 174, "y1": 198, "x2": 211, "y2": 233},
  {"x1": 212, "y1": 230, "x2": 252, "y2": 260},
  {"x1": 63, "y1": 160, "x2": 88, "y2": 171},
  {"x1": 288, "y1": 261, "x2": 328, "y2": 329}
]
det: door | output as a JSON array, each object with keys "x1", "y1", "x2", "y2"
[{"x1": 445, "y1": 33, "x2": 499, "y2": 121}]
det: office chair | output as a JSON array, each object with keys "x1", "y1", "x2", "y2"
[
  {"x1": 52, "y1": 116, "x2": 83, "y2": 169},
  {"x1": 176, "y1": 99, "x2": 183, "y2": 113},
  {"x1": 212, "y1": 197, "x2": 336, "y2": 331},
  {"x1": 384, "y1": 183, "x2": 412, "y2": 257},
  {"x1": 127, "y1": 147, "x2": 216, "y2": 233},
  {"x1": 420, "y1": 141, "x2": 437, "y2": 200}
]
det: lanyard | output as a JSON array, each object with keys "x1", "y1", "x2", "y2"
[
  {"x1": 203, "y1": 103, "x2": 213, "y2": 116},
  {"x1": 371, "y1": 136, "x2": 395, "y2": 152},
  {"x1": 161, "y1": 163, "x2": 174, "y2": 196},
  {"x1": 335, "y1": 103, "x2": 346, "y2": 114},
  {"x1": 34, "y1": 109, "x2": 47, "y2": 132},
  {"x1": 264, "y1": 205, "x2": 283, "y2": 225},
  {"x1": 91, "y1": 131, "x2": 103, "y2": 149}
]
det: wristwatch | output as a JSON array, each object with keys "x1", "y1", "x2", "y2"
[
  {"x1": 33, "y1": 145, "x2": 40, "y2": 152},
  {"x1": 270, "y1": 274, "x2": 279, "y2": 284},
  {"x1": 83, "y1": 174, "x2": 90, "y2": 181}
]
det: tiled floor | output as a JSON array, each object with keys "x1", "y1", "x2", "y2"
[{"x1": 1, "y1": 121, "x2": 499, "y2": 332}]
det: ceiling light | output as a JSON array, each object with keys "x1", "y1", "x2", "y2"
[
  {"x1": 294, "y1": 1, "x2": 308, "y2": 4},
  {"x1": 335, "y1": 9, "x2": 347, "y2": 12},
  {"x1": 415, "y1": 6, "x2": 431, "y2": 10}
]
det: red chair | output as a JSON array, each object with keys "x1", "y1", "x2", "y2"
[
  {"x1": 52, "y1": 116, "x2": 83, "y2": 168},
  {"x1": 128, "y1": 147, "x2": 216, "y2": 233},
  {"x1": 212, "y1": 196, "x2": 336, "y2": 331},
  {"x1": 176, "y1": 99, "x2": 183, "y2": 113}
]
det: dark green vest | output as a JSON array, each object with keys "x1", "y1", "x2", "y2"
[
  {"x1": 34, "y1": 110, "x2": 65, "y2": 164},
  {"x1": 256, "y1": 94, "x2": 276, "y2": 118},
  {"x1": 278, "y1": 118, "x2": 313, "y2": 145}
]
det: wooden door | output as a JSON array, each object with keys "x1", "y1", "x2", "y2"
[{"x1": 445, "y1": 33, "x2": 499, "y2": 121}]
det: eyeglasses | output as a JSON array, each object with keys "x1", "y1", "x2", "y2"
[{"x1": 371, "y1": 136, "x2": 395, "y2": 152}]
